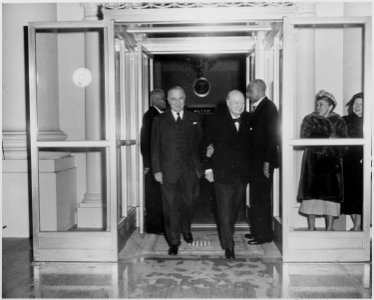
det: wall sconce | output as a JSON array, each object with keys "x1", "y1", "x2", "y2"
[{"x1": 72, "y1": 67, "x2": 92, "y2": 87}]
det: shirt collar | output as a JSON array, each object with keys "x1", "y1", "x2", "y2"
[
  {"x1": 171, "y1": 110, "x2": 183, "y2": 120},
  {"x1": 253, "y1": 96, "x2": 266, "y2": 108},
  {"x1": 229, "y1": 112, "x2": 241, "y2": 119},
  {"x1": 153, "y1": 105, "x2": 163, "y2": 114}
]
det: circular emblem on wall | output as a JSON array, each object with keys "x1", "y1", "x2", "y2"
[
  {"x1": 72, "y1": 67, "x2": 92, "y2": 87},
  {"x1": 193, "y1": 77, "x2": 211, "y2": 98}
]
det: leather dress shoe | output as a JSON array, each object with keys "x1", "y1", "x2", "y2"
[
  {"x1": 147, "y1": 231, "x2": 164, "y2": 235},
  {"x1": 244, "y1": 233, "x2": 257, "y2": 240},
  {"x1": 168, "y1": 245, "x2": 178, "y2": 255},
  {"x1": 247, "y1": 238, "x2": 272, "y2": 245},
  {"x1": 225, "y1": 247, "x2": 235, "y2": 259},
  {"x1": 182, "y1": 232, "x2": 193, "y2": 244}
]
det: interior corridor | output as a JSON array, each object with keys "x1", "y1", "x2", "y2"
[{"x1": 2, "y1": 231, "x2": 371, "y2": 298}]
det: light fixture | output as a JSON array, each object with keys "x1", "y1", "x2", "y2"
[{"x1": 72, "y1": 67, "x2": 92, "y2": 87}]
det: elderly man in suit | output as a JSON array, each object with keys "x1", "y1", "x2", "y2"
[
  {"x1": 203, "y1": 90, "x2": 250, "y2": 259},
  {"x1": 140, "y1": 89, "x2": 166, "y2": 234},
  {"x1": 151, "y1": 86, "x2": 202, "y2": 255},
  {"x1": 245, "y1": 79, "x2": 279, "y2": 245}
]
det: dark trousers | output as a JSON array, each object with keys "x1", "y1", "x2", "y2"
[
  {"x1": 249, "y1": 176, "x2": 273, "y2": 240},
  {"x1": 160, "y1": 168, "x2": 198, "y2": 246},
  {"x1": 144, "y1": 171, "x2": 164, "y2": 234},
  {"x1": 215, "y1": 181, "x2": 246, "y2": 249}
]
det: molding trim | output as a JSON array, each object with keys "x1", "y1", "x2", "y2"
[
  {"x1": 2, "y1": 132, "x2": 28, "y2": 159},
  {"x1": 81, "y1": 3, "x2": 102, "y2": 20},
  {"x1": 103, "y1": 2, "x2": 294, "y2": 10},
  {"x1": 3, "y1": 131, "x2": 69, "y2": 160}
]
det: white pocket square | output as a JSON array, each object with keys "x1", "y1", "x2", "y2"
[{"x1": 192, "y1": 122, "x2": 198, "y2": 125}]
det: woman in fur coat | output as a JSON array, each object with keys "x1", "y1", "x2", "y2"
[
  {"x1": 297, "y1": 90, "x2": 348, "y2": 231},
  {"x1": 341, "y1": 93, "x2": 363, "y2": 231}
]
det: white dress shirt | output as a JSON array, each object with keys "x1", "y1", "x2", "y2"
[
  {"x1": 230, "y1": 112, "x2": 241, "y2": 131},
  {"x1": 171, "y1": 110, "x2": 184, "y2": 121}
]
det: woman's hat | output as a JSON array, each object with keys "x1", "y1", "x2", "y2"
[
  {"x1": 346, "y1": 92, "x2": 363, "y2": 107},
  {"x1": 315, "y1": 89, "x2": 337, "y2": 107}
]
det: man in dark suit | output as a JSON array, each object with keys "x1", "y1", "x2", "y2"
[
  {"x1": 245, "y1": 79, "x2": 279, "y2": 245},
  {"x1": 202, "y1": 90, "x2": 250, "y2": 259},
  {"x1": 140, "y1": 89, "x2": 166, "y2": 234},
  {"x1": 151, "y1": 86, "x2": 202, "y2": 255}
]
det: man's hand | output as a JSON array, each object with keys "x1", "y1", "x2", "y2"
[
  {"x1": 154, "y1": 172, "x2": 163, "y2": 184},
  {"x1": 263, "y1": 162, "x2": 270, "y2": 179},
  {"x1": 205, "y1": 170, "x2": 214, "y2": 182},
  {"x1": 144, "y1": 167, "x2": 150, "y2": 175},
  {"x1": 206, "y1": 144, "x2": 214, "y2": 158}
]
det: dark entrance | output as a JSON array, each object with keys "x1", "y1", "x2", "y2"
[{"x1": 153, "y1": 53, "x2": 248, "y2": 226}]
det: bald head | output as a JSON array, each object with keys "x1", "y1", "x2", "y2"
[
  {"x1": 226, "y1": 90, "x2": 245, "y2": 117},
  {"x1": 246, "y1": 79, "x2": 266, "y2": 103}
]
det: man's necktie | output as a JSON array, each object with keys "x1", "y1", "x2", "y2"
[
  {"x1": 233, "y1": 117, "x2": 241, "y2": 124},
  {"x1": 176, "y1": 112, "x2": 182, "y2": 124}
]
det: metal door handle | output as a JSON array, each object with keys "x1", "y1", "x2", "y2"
[{"x1": 117, "y1": 140, "x2": 136, "y2": 146}]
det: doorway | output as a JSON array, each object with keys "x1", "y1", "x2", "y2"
[{"x1": 153, "y1": 53, "x2": 248, "y2": 226}]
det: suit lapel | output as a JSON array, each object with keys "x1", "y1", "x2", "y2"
[
  {"x1": 165, "y1": 109, "x2": 176, "y2": 126},
  {"x1": 151, "y1": 106, "x2": 161, "y2": 116},
  {"x1": 253, "y1": 97, "x2": 268, "y2": 115}
]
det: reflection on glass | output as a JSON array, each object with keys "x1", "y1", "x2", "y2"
[
  {"x1": 33, "y1": 262, "x2": 118, "y2": 298},
  {"x1": 341, "y1": 93, "x2": 364, "y2": 231},
  {"x1": 38, "y1": 148, "x2": 107, "y2": 232},
  {"x1": 297, "y1": 90, "x2": 347, "y2": 231}
]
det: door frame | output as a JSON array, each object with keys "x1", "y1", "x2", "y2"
[
  {"x1": 28, "y1": 20, "x2": 118, "y2": 261},
  {"x1": 137, "y1": 45, "x2": 154, "y2": 233}
]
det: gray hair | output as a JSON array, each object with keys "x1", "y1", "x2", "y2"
[{"x1": 167, "y1": 86, "x2": 185, "y2": 97}]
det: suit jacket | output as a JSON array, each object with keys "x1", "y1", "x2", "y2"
[
  {"x1": 248, "y1": 97, "x2": 279, "y2": 178},
  {"x1": 151, "y1": 109, "x2": 203, "y2": 183},
  {"x1": 202, "y1": 107, "x2": 251, "y2": 184},
  {"x1": 140, "y1": 106, "x2": 161, "y2": 169}
]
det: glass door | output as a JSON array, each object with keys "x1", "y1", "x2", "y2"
[
  {"x1": 28, "y1": 20, "x2": 118, "y2": 261},
  {"x1": 282, "y1": 16, "x2": 371, "y2": 262},
  {"x1": 115, "y1": 32, "x2": 139, "y2": 249},
  {"x1": 137, "y1": 45, "x2": 153, "y2": 233}
]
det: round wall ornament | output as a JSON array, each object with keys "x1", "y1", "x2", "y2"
[
  {"x1": 193, "y1": 77, "x2": 211, "y2": 98},
  {"x1": 72, "y1": 67, "x2": 92, "y2": 87}
]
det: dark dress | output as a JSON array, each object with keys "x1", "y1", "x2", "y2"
[
  {"x1": 341, "y1": 113, "x2": 363, "y2": 215},
  {"x1": 297, "y1": 112, "x2": 348, "y2": 214}
]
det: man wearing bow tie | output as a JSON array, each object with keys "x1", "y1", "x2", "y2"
[
  {"x1": 202, "y1": 90, "x2": 250, "y2": 259},
  {"x1": 151, "y1": 86, "x2": 203, "y2": 256},
  {"x1": 245, "y1": 79, "x2": 279, "y2": 245}
]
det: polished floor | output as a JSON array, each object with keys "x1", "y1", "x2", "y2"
[{"x1": 2, "y1": 231, "x2": 372, "y2": 298}]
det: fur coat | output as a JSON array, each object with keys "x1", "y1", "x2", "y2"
[{"x1": 297, "y1": 112, "x2": 348, "y2": 203}]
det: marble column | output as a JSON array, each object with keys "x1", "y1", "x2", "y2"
[
  {"x1": 77, "y1": 3, "x2": 105, "y2": 228},
  {"x1": 2, "y1": 3, "x2": 70, "y2": 237},
  {"x1": 254, "y1": 31, "x2": 266, "y2": 80}
]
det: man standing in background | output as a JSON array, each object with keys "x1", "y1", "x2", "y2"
[
  {"x1": 245, "y1": 79, "x2": 279, "y2": 245},
  {"x1": 140, "y1": 89, "x2": 166, "y2": 234},
  {"x1": 151, "y1": 86, "x2": 202, "y2": 255}
]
